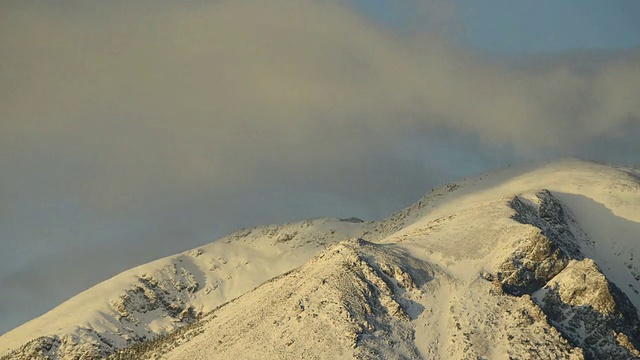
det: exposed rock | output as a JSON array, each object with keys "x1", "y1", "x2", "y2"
[
  {"x1": 1, "y1": 332, "x2": 115, "y2": 360},
  {"x1": 496, "y1": 230, "x2": 570, "y2": 296},
  {"x1": 495, "y1": 190, "x2": 580, "y2": 296},
  {"x1": 533, "y1": 259, "x2": 640, "y2": 360},
  {"x1": 111, "y1": 263, "x2": 201, "y2": 325}
]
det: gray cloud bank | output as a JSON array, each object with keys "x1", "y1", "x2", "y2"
[{"x1": 1, "y1": 0, "x2": 639, "y2": 334}]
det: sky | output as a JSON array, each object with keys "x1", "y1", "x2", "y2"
[{"x1": 1, "y1": 0, "x2": 639, "y2": 335}]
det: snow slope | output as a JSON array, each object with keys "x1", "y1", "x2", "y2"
[
  {"x1": 2, "y1": 158, "x2": 639, "y2": 359},
  {"x1": 0, "y1": 218, "x2": 371, "y2": 358},
  {"x1": 377, "y1": 159, "x2": 640, "y2": 306}
]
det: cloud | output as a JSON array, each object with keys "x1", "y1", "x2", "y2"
[
  {"x1": 0, "y1": 0, "x2": 639, "y2": 334},
  {"x1": 3, "y1": 1, "x2": 639, "y2": 208}
]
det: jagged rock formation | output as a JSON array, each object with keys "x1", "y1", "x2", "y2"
[
  {"x1": 483, "y1": 189, "x2": 590, "y2": 299},
  {"x1": 2, "y1": 159, "x2": 640, "y2": 359},
  {"x1": 534, "y1": 259, "x2": 640, "y2": 360}
]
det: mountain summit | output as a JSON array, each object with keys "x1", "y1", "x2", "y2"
[{"x1": 2, "y1": 159, "x2": 639, "y2": 359}]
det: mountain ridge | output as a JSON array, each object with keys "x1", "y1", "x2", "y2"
[{"x1": 2, "y1": 158, "x2": 640, "y2": 359}]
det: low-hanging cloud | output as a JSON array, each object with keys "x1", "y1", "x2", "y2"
[
  {"x1": 1, "y1": 0, "x2": 639, "y2": 334},
  {"x1": 2, "y1": 0, "x2": 639, "y2": 205}
]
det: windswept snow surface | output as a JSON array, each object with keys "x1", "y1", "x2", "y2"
[{"x1": 2, "y1": 158, "x2": 640, "y2": 359}]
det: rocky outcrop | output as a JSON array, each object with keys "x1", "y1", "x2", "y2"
[
  {"x1": 110, "y1": 262, "x2": 201, "y2": 325},
  {"x1": 495, "y1": 230, "x2": 570, "y2": 296},
  {"x1": 1, "y1": 330, "x2": 115, "y2": 360},
  {"x1": 491, "y1": 190, "x2": 581, "y2": 296},
  {"x1": 533, "y1": 259, "x2": 640, "y2": 360},
  {"x1": 487, "y1": 190, "x2": 640, "y2": 359},
  {"x1": 1, "y1": 260, "x2": 203, "y2": 360}
]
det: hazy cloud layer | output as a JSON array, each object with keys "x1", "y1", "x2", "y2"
[{"x1": 1, "y1": 0, "x2": 639, "y2": 334}]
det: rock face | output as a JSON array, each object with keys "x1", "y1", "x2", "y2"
[
  {"x1": 2, "y1": 332, "x2": 111, "y2": 360},
  {"x1": 534, "y1": 259, "x2": 640, "y2": 360},
  {"x1": 1, "y1": 261, "x2": 205, "y2": 360},
  {"x1": 110, "y1": 263, "x2": 201, "y2": 327},
  {"x1": 2, "y1": 159, "x2": 640, "y2": 360},
  {"x1": 494, "y1": 190, "x2": 580, "y2": 296}
]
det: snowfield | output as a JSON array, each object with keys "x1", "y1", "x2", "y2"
[{"x1": 1, "y1": 158, "x2": 639, "y2": 359}]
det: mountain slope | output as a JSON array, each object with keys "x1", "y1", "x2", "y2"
[
  {"x1": 2, "y1": 158, "x2": 640, "y2": 359},
  {"x1": 0, "y1": 218, "x2": 371, "y2": 359}
]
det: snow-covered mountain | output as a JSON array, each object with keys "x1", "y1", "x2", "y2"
[{"x1": 1, "y1": 158, "x2": 639, "y2": 359}]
